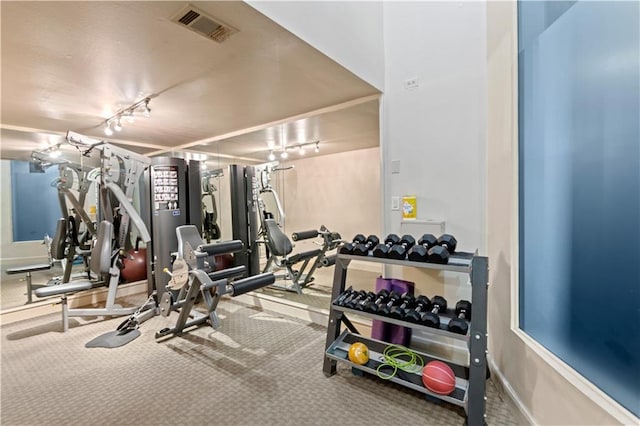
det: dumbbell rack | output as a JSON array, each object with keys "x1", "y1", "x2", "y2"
[{"x1": 323, "y1": 252, "x2": 488, "y2": 426}]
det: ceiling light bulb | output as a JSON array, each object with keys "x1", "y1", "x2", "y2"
[
  {"x1": 104, "y1": 123, "x2": 113, "y2": 136},
  {"x1": 126, "y1": 111, "x2": 135, "y2": 123},
  {"x1": 315, "y1": 142, "x2": 320, "y2": 153},
  {"x1": 298, "y1": 146, "x2": 305, "y2": 156},
  {"x1": 268, "y1": 151, "x2": 276, "y2": 161},
  {"x1": 114, "y1": 118, "x2": 123, "y2": 132},
  {"x1": 143, "y1": 101, "x2": 151, "y2": 117},
  {"x1": 280, "y1": 150, "x2": 288, "y2": 159}
]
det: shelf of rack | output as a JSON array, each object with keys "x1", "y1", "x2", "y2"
[
  {"x1": 331, "y1": 303, "x2": 469, "y2": 343},
  {"x1": 337, "y1": 251, "x2": 476, "y2": 274},
  {"x1": 323, "y1": 248, "x2": 488, "y2": 426},
  {"x1": 326, "y1": 330, "x2": 469, "y2": 407}
]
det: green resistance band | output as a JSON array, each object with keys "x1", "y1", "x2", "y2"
[{"x1": 376, "y1": 344, "x2": 424, "y2": 380}]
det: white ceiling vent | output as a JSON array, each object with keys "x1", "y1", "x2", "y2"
[{"x1": 171, "y1": 4, "x2": 237, "y2": 43}]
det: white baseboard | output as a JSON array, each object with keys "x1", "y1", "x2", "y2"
[{"x1": 487, "y1": 356, "x2": 535, "y2": 426}]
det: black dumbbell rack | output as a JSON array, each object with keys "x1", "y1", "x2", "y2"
[{"x1": 323, "y1": 251, "x2": 489, "y2": 426}]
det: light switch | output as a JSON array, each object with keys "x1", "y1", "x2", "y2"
[{"x1": 391, "y1": 196, "x2": 400, "y2": 210}]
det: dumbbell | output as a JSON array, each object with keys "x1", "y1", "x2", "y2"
[
  {"x1": 339, "y1": 234, "x2": 366, "y2": 255},
  {"x1": 407, "y1": 234, "x2": 438, "y2": 262},
  {"x1": 372, "y1": 234, "x2": 401, "y2": 258},
  {"x1": 427, "y1": 234, "x2": 458, "y2": 264},
  {"x1": 389, "y1": 293, "x2": 416, "y2": 319},
  {"x1": 353, "y1": 235, "x2": 380, "y2": 256},
  {"x1": 422, "y1": 295, "x2": 448, "y2": 328},
  {"x1": 375, "y1": 291, "x2": 402, "y2": 316},
  {"x1": 448, "y1": 300, "x2": 472, "y2": 335},
  {"x1": 354, "y1": 292, "x2": 377, "y2": 311},
  {"x1": 364, "y1": 289, "x2": 390, "y2": 313},
  {"x1": 333, "y1": 286, "x2": 354, "y2": 305},
  {"x1": 404, "y1": 295, "x2": 432, "y2": 323},
  {"x1": 388, "y1": 235, "x2": 417, "y2": 260},
  {"x1": 337, "y1": 289, "x2": 364, "y2": 307},
  {"x1": 343, "y1": 290, "x2": 368, "y2": 308}
]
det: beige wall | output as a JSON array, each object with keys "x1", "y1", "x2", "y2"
[
  {"x1": 272, "y1": 147, "x2": 382, "y2": 272},
  {"x1": 486, "y1": 3, "x2": 635, "y2": 425}
]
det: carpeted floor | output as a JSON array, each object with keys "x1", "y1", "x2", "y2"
[{"x1": 0, "y1": 298, "x2": 516, "y2": 426}]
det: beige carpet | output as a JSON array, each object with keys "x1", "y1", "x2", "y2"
[{"x1": 1, "y1": 300, "x2": 516, "y2": 425}]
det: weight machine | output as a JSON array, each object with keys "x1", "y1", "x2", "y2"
[
  {"x1": 33, "y1": 131, "x2": 154, "y2": 331},
  {"x1": 253, "y1": 164, "x2": 342, "y2": 294}
]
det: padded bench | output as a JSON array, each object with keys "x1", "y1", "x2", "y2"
[
  {"x1": 34, "y1": 281, "x2": 93, "y2": 332},
  {"x1": 6, "y1": 263, "x2": 52, "y2": 304}
]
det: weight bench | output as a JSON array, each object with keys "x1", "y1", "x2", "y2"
[
  {"x1": 261, "y1": 219, "x2": 341, "y2": 294},
  {"x1": 5, "y1": 218, "x2": 68, "y2": 303},
  {"x1": 34, "y1": 221, "x2": 138, "y2": 332}
]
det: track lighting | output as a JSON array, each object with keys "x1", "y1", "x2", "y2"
[
  {"x1": 265, "y1": 140, "x2": 320, "y2": 160},
  {"x1": 143, "y1": 99, "x2": 151, "y2": 117},
  {"x1": 102, "y1": 97, "x2": 152, "y2": 134}
]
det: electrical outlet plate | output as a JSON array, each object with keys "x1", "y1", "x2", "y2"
[{"x1": 404, "y1": 77, "x2": 419, "y2": 90}]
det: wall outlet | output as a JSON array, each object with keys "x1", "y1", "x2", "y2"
[
  {"x1": 391, "y1": 196, "x2": 400, "y2": 210},
  {"x1": 404, "y1": 77, "x2": 419, "y2": 90}
]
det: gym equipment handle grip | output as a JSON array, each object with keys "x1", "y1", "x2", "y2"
[
  {"x1": 230, "y1": 273, "x2": 275, "y2": 296},
  {"x1": 321, "y1": 254, "x2": 337, "y2": 267},
  {"x1": 198, "y1": 240, "x2": 244, "y2": 256},
  {"x1": 208, "y1": 265, "x2": 246, "y2": 281},
  {"x1": 292, "y1": 229, "x2": 318, "y2": 241}
]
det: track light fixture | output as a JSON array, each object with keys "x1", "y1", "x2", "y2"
[
  {"x1": 102, "y1": 97, "x2": 152, "y2": 136},
  {"x1": 266, "y1": 140, "x2": 321, "y2": 161}
]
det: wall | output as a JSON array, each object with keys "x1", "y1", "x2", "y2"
[
  {"x1": 487, "y1": 2, "x2": 636, "y2": 424},
  {"x1": 246, "y1": 1, "x2": 385, "y2": 91},
  {"x1": 274, "y1": 147, "x2": 382, "y2": 273},
  {"x1": 0, "y1": 160, "x2": 49, "y2": 263},
  {"x1": 380, "y1": 2, "x2": 487, "y2": 306}
]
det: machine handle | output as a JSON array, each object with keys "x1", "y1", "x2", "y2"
[{"x1": 292, "y1": 229, "x2": 319, "y2": 241}]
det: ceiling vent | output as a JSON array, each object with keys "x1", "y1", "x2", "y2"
[{"x1": 171, "y1": 4, "x2": 237, "y2": 43}]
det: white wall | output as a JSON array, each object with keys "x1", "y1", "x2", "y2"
[
  {"x1": 246, "y1": 1, "x2": 385, "y2": 91},
  {"x1": 382, "y1": 1, "x2": 487, "y2": 255}
]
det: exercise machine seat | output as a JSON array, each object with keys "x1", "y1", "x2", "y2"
[
  {"x1": 176, "y1": 225, "x2": 205, "y2": 258},
  {"x1": 264, "y1": 219, "x2": 293, "y2": 257},
  {"x1": 90, "y1": 221, "x2": 113, "y2": 276},
  {"x1": 50, "y1": 218, "x2": 67, "y2": 260},
  {"x1": 35, "y1": 281, "x2": 92, "y2": 298},
  {"x1": 6, "y1": 264, "x2": 51, "y2": 274}
]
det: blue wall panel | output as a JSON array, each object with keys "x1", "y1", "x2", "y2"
[
  {"x1": 519, "y1": 1, "x2": 639, "y2": 416},
  {"x1": 10, "y1": 161, "x2": 61, "y2": 242}
]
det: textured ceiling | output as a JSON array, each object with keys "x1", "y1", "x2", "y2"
[{"x1": 0, "y1": 1, "x2": 380, "y2": 162}]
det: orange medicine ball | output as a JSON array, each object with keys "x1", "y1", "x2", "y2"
[{"x1": 421, "y1": 360, "x2": 456, "y2": 395}]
